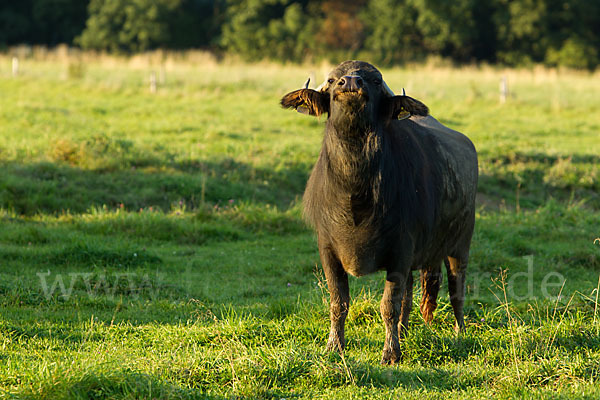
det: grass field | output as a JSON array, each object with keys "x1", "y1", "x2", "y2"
[{"x1": 1, "y1": 51, "x2": 600, "y2": 399}]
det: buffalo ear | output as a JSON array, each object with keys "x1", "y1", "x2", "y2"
[
  {"x1": 281, "y1": 89, "x2": 329, "y2": 117},
  {"x1": 383, "y1": 95, "x2": 429, "y2": 120}
]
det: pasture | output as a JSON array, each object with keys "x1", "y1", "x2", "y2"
[{"x1": 0, "y1": 52, "x2": 600, "y2": 399}]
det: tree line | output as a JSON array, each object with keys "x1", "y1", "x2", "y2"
[{"x1": 1, "y1": 0, "x2": 599, "y2": 70}]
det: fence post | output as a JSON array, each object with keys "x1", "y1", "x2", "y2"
[
  {"x1": 500, "y1": 76, "x2": 508, "y2": 103},
  {"x1": 12, "y1": 57, "x2": 19, "y2": 77},
  {"x1": 150, "y1": 71, "x2": 157, "y2": 93}
]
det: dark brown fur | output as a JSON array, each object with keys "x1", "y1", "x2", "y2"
[{"x1": 281, "y1": 61, "x2": 478, "y2": 365}]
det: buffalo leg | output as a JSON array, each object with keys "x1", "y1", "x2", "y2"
[
  {"x1": 320, "y1": 241, "x2": 350, "y2": 352},
  {"x1": 380, "y1": 271, "x2": 407, "y2": 365},
  {"x1": 445, "y1": 256, "x2": 467, "y2": 332},
  {"x1": 399, "y1": 271, "x2": 413, "y2": 339},
  {"x1": 420, "y1": 263, "x2": 442, "y2": 324}
]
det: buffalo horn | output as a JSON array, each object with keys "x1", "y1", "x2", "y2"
[{"x1": 382, "y1": 80, "x2": 395, "y2": 96}]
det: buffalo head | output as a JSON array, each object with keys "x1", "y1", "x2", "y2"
[{"x1": 281, "y1": 60, "x2": 429, "y2": 126}]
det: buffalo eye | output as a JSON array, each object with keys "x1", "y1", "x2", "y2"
[{"x1": 374, "y1": 79, "x2": 382, "y2": 85}]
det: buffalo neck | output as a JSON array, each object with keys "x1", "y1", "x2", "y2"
[
  {"x1": 329, "y1": 99, "x2": 372, "y2": 135},
  {"x1": 306, "y1": 119, "x2": 426, "y2": 235},
  {"x1": 323, "y1": 118, "x2": 382, "y2": 193}
]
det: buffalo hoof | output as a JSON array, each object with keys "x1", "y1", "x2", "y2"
[
  {"x1": 381, "y1": 346, "x2": 401, "y2": 365},
  {"x1": 454, "y1": 322, "x2": 466, "y2": 334},
  {"x1": 326, "y1": 333, "x2": 345, "y2": 353}
]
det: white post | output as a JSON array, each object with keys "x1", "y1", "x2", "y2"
[
  {"x1": 12, "y1": 57, "x2": 19, "y2": 77},
  {"x1": 499, "y1": 76, "x2": 508, "y2": 104},
  {"x1": 150, "y1": 71, "x2": 157, "y2": 93}
]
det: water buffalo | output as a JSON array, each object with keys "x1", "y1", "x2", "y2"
[{"x1": 281, "y1": 61, "x2": 478, "y2": 365}]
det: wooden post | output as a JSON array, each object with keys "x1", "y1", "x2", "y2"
[
  {"x1": 12, "y1": 57, "x2": 19, "y2": 77},
  {"x1": 150, "y1": 71, "x2": 157, "y2": 93},
  {"x1": 499, "y1": 76, "x2": 508, "y2": 104}
]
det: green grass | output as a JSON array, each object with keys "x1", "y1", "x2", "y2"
[{"x1": 1, "y1": 53, "x2": 600, "y2": 399}]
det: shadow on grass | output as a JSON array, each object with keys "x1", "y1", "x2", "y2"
[
  {"x1": 1, "y1": 323, "x2": 95, "y2": 345},
  {"x1": 481, "y1": 152, "x2": 600, "y2": 166},
  {"x1": 352, "y1": 362, "x2": 487, "y2": 392},
  {"x1": 2, "y1": 148, "x2": 599, "y2": 218},
  {"x1": 352, "y1": 332, "x2": 485, "y2": 368},
  {"x1": 0, "y1": 242, "x2": 162, "y2": 272},
  {"x1": 13, "y1": 368, "x2": 229, "y2": 400},
  {"x1": 0, "y1": 207, "x2": 307, "y2": 250},
  {"x1": 478, "y1": 151, "x2": 600, "y2": 210},
  {"x1": 0, "y1": 158, "x2": 312, "y2": 215}
]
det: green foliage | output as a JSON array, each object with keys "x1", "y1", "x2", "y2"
[
  {"x1": 494, "y1": 0, "x2": 600, "y2": 69},
  {"x1": 2, "y1": 0, "x2": 600, "y2": 69},
  {"x1": 361, "y1": 0, "x2": 423, "y2": 65},
  {"x1": 165, "y1": 0, "x2": 227, "y2": 49},
  {"x1": 221, "y1": 0, "x2": 317, "y2": 62},
  {"x1": 546, "y1": 38, "x2": 599, "y2": 70},
  {"x1": 31, "y1": 0, "x2": 91, "y2": 45},
  {"x1": 0, "y1": 2, "x2": 32, "y2": 46},
  {"x1": 411, "y1": 0, "x2": 479, "y2": 61},
  {"x1": 0, "y1": 0, "x2": 89, "y2": 46},
  {"x1": 0, "y1": 0, "x2": 224, "y2": 50},
  {"x1": 362, "y1": 0, "x2": 499, "y2": 65},
  {"x1": 494, "y1": 0, "x2": 548, "y2": 65},
  {"x1": 76, "y1": 0, "x2": 181, "y2": 52}
]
